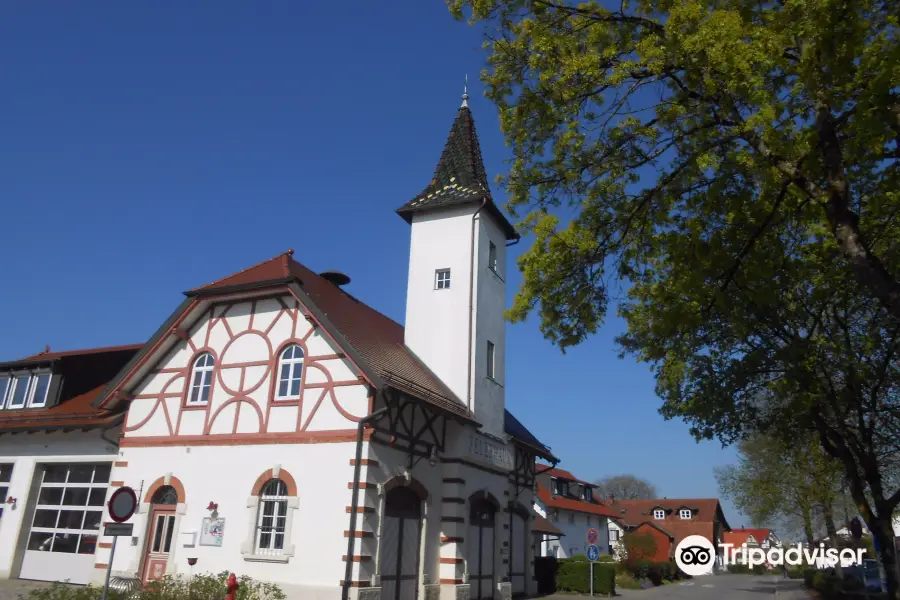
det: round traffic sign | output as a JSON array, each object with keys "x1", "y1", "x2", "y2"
[
  {"x1": 586, "y1": 527, "x2": 599, "y2": 545},
  {"x1": 587, "y1": 544, "x2": 600, "y2": 561},
  {"x1": 108, "y1": 486, "x2": 138, "y2": 523}
]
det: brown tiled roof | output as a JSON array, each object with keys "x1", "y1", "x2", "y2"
[
  {"x1": 536, "y1": 463, "x2": 580, "y2": 482},
  {"x1": 536, "y1": 481, "x2": 619, "y2": 518},
  {"x1": 395, "y1": 105, "x2": 517, "y2": 240},
  {"x1": 725, "y1": 528, "x2": 772, "y2": 546},
  {"x1": 609, "y1": 498, "x2": 725, "y2": 526},
  {"x1": 534, "y1": 513, "x2": 564, "y2": 536},
  {"x1": 0, "y1": 345, "x2": 139, "y2": 433}
]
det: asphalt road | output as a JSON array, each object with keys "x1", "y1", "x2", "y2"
[{"x1": 612, "y1": 575, "x2": 809, "y2": 599}]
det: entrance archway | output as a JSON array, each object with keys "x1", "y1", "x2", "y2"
[
  {"x1": 379, "y1": 486, "x2": 423, "y2": 600},
  {"x1": 467, "y1": 495, "x2": 497, "y2": 600}
]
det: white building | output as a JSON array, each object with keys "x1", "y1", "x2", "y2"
[
  {"x1": 0, "y1": 345, "x2": 141, "y2": 585},
  {"x1": 0, "y1": 96, "x2": 557, "y2": 600},
  {"x1": 532, "y1": 466, "x2": 615, "y2": 559}
]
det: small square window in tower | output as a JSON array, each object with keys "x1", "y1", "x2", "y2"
[
  {"x1": 488, "y1": 241, "x2": 497, "y2": 272},
  {"x1": 486, "y1": 341, "x2": 495, "y2": 379},
  {"x1": 435, "y1": 269, "x2": 451, "y2": 290}
]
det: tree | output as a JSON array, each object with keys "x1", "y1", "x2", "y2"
[
  {"x1": 621, "y1": 530, "x2": 658, "y2": 564},
  {"x1": 715, "y1": 432, "x2": 848, "y2": 545},
  {"x1": 594, "y1": 474, "x2": 658, "y2": 500},
  {"x1": 446, "y1": 0, "x2": 900, "y2": 595}
]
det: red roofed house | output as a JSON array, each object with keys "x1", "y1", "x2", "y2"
[
  {"x1": 533, "y1": 465, "x2": 619, "y2": 558},
  {"x1": 0, "y1": 94, "x2": 557, "y2": 600},
  {"x1": 723, "y1": 528, "x2": 781, "y2": 566},
  {"x1": 0, "y1": 344, "x2": 141, "y2": 584},
  {"x1": 607, "y1": 498, "x2": 731, "y2": 568}
]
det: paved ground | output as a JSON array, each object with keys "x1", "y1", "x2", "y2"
[{"x1": 542, "y1": 575, "x2": 810, "y2": 599}]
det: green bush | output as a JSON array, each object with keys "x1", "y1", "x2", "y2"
[
  {"x1": 803, "y1": 569, "x2": 817, "y2": 588},
  {"x1": 596, "y1": 554, "x2": 616, "y2": 563},
  {"x1": 785, "y1": 567, "x2": 805, "y2": 579},
  {"x1": 26, "y1": 572, "x2": 285, "y2": 600},
  {"x1": 812, "y1": 572, "x2": 844, "y2": 599},
  {"x1": 751, "y1": 563, "x2": 767, "y2": 575},
  {"x1": 727, "y1": 563, "x2": 752, "y2": 574},
  {"x1": 556, "y1": 559, "x2": 616, "y2": 595}
]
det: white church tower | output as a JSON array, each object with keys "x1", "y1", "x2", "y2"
[{"x1": 397, "y1": 89, "x2": 519, "y2": 439}]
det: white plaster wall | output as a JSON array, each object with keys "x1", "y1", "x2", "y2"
[
  {"x1": 123, "y1": 294, "x2": 368, "y2": 439},
  {"x1": 0, "y1": 430, "x2": 119, "y2": 580},
  {"x1": 96, "y1": 442, "x2": 364, "y2": 600},
  {"x1": 404, "y1": 206, "x2": 477, "y2": 407},
  {"x1": 472, "y1": 213, "x2": 507, "y2": 438},
  {"x1": 535, "y1": 505, "x2": 610, "y2": 560}
]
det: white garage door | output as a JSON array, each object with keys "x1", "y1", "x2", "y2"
[{"x1": 20, "y1": 463, "x2": 111, "y2": 584}]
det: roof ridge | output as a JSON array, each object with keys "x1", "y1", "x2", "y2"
[
  {"x1": 17, "y1": 343, "x2": 145, "y2": 362},
  {"x1": 193, "y1": 250, "x2": 293, "y2": 292}
]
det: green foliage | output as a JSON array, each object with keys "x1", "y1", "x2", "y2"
[
  {"x1": 25, "y1": 573, "x2": 285, "y2": 600},
  {"x1": 803, "y1": 569, "x2": 818, "y2": 589},
  {"x1": 727, "y1": 563, "x2": 752, "y2": 574},
  {"x1": 786, "y1": 567, "x2": 806, "y2": 579},
  {"x1": 556, "y1": 559, "x2": 616, "y2": 595},
  {"x1": 596, "y1": 553, "x2": 616, "y2": 562},
  {"x1": 623, "y1": 560, "x2": 681, "y2": 585}
]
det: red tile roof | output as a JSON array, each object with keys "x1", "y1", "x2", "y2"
[
  {"x1": 536, "y1": 463, "x2": 580, "y2": 482},
  {"x1": 608, "y1": 498, "x2": 725, "y2": 526},
  {"x1": 0, "y1": 345, "x2": 139, "y2": 433},
  {"x1": 536, "y1": 482, "x2": 619, "y2": 518},
  {"x1": 725, "y1": 528, "x2": 772, "y2": 546}
]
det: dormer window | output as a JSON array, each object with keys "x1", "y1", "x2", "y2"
[
  {"x1": 550, "y1": 478, "x2": 558, "y2": 495},
  {"x1": 29, "y1": 373, "x2": 51, "y2": 408},
  {"x1": 0, "y1": 370, "x2": 54, "y2": 410},
  {"x1": 585, "y1": 487, "x2": 593, "y2": 502},
  {"x1": 7, "y1": 373, "x2": 31, "y2": 409},
  {"x1": 653, "y1": 509, "x2": 665, "y2": 519},
  {"x1": 680, "y1": 509, "x2": 692, "y2": 519}
]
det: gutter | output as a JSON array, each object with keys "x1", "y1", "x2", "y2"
[
  {"x1": 466, "y1": 198, "x2": 489, "y2": 416},
  {"x1": 342, "y1": 406, "x2": 388, "y2": 600}
]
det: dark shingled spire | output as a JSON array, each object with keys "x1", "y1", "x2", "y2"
[{"x1": 397, "y1": 100, "x2": 517, "y2": 240}]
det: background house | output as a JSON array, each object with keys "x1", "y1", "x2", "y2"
[
  {"x1": 607, "y1": 498, "x2": 731, "y2": 568},
  {"x1": 533, "y1": 465, "x2": 617, "y2": 558},
  {"x1": 722, "y1": 528, "x2": 781, "y2": 566}
]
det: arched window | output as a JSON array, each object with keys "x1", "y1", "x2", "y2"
[
  {"x1": 188, "y1": 353, "x2": 214, "y2": 405},
  {"x1": 256, "y1": 479, "x2": 288, "y2": 554},
  {"x1": 151, "y1": 485, "x2": 178, "y2": 505},
  {"x1": 275, "y1": 345, "x2": 303, "y2": 400}
]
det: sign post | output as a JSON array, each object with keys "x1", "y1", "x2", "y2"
[
  {"x1": 100, "y1": 486, "x2": 138, "y2": 600},
  {"x1": 586, "y1": 528, "x2": 600, "y2": 598}
]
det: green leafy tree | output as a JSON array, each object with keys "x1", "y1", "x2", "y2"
[
  {"x1": 622, "y1": 530, "x2": 658, "y2": 563},
  {"x1": 446, "y1": 0, "x2": 900, "y2": 595}
]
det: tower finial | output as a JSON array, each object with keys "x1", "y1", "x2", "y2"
[{"x1": 461, "y1": 74, "x2": 469, "y2": 108}]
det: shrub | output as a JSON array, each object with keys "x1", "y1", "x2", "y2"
[
  {"x1": 803, "y1": 569, "x2": 817, "y2": 588},
  {"x1": 26, "y1": 572, "x2": 285, "y2": 600},
  {"x1": 556, "y1": 559, "x2": 616, "y2": 595},
  {"x1": 786, "y1": 567, "x2": 805, "y2": 579},
  {"x1": 596, "y1": 554, "x2": 616, "y2": 563},
  {"x1": 621, "y1": 531, "x2": 658, "y2": 563},
  {"x1": 727, "y1": 563, "x2": 751, "y2": 574},
  {"x1": 812, "y1": 572, "x2": 844, "y2": 599},
  {"x1": 751, "y1": 563, "x2": 767, "y2": 575}
]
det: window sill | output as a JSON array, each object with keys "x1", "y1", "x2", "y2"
[
  {"x1": 242, "y1": 554, "x2": 291, "y2": 564},
  {"x1": 487, "y1": 267, "x2": 504, "y2": 283},
  {"x1": 181, "y1": 403, "x2": 208, "y2": 411},
  {"x1": 485, "y1": 376, "x2": 503, "y2": 388}
]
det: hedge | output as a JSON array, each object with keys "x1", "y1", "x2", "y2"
[
  {"x1": 556, "y1": 557, "x2": 616, "y2": 595},
  {"x1": 26, "y1": 572, "x2": 286, "y2": 600},
  {"x1": 624, "y1": 559, "x2": 683, "y2": 584}
]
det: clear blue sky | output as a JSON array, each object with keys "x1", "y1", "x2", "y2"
[{"x1": 0, "y1": 0, "x2": 747, "y2": 527}]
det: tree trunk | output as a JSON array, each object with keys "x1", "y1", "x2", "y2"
[
  {"x1": 870, "y1": 516, "x2": 900, "y2": 600},
  {"x1": 802, "y1": 508, "x2": 815, "y2": 546},
  {"x1": 822, "y1": 501, "x2": 843, "y2": 578}
]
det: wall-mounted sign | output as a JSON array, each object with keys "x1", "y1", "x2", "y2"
[
  {"x1": 199, "y1": 517, "x2": 225, "y2": 547},
  {"x1": 468, "y1": 434, "x2": 513, "y2": 471}
]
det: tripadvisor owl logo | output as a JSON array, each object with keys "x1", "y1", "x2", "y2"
[{"x1": 675, "y1": 535, "x2": 716, "y2": 576}]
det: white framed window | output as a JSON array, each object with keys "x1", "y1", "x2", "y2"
[
  {"x1": 275, "y1": 345, "x2": 303, "y2": 400},
  {"x1": 609, "y1": 529, "x2": 619, "y2": 542},
  {"x1": 0, "y1": 464, "x2": 12, "y2": 517},
  {"x1": 488, "y1": 241, "x2": 498, "y2": 272},
  {"x1": 7, "y1": 374, "x2": 31, "y2": 409},
  {"x1": 28, "y1": 373, "x2": 52, "y2": 408},
  {"x1": 188, "y1": 353, "x2": 214, "y2": 405},
  {"x1": 0, "y1": 376, "x2": 10, "y2": 410},
  {"x1": 653, "y1": 509, "x2": 665, "y2": 519},
  {"x1": 256, "y1": 479, "x2": 288, "y2": 554},
  {"x1": 435, "y1": 269, "x2": 451, "y2": 290},
  {"x1": 486, "y1": 341, "x2": 495, "y2": 379},
  {"x1": 550, "y1": 478, "x2": 558, "y2": 494},
  {"x1": 680, "y1": 509, "x2": 692, "y2": 519}
]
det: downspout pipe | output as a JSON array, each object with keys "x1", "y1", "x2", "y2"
[
  {"x1": 466, "y1": 198, "x2": 489, "y2": 416},
  {"x1": 342, "y1": 406, "x2": 388, "y2": 600}
]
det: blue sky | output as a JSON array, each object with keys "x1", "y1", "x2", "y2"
[{"x1": 0, "y1": 1, "x2": 746, "y2": 526}]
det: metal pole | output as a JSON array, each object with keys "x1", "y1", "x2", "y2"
[
  {"x1": 590, "y1": 561, "x2": 593, "y2": 597},
  {"x1": 100, "y1": 535, "x2": 118, "y2": 600}
]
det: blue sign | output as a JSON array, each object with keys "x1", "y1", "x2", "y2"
[{"x1": 587, "y1": 544, "x2": 600, "y2": 561}]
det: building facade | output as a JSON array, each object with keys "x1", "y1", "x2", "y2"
[{"x1": 532, "y1": 466, "x2": 616, "y2": 559}]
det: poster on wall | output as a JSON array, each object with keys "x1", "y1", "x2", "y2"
[{"x1": 199, "y1": 517, "x2": 225, "y2": 546}]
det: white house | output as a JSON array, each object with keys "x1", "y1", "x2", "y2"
[
  {"x1": 9, "y1": 94, "x2": 557, "y2": 600},
  {"x1": 532, "y1": 466, "x2": 615, "y2": 559},
  {"x1": 0, "y1": 345, "x2": 141, "y2": 585}
]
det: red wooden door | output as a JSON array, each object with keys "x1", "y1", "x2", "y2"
[{"x1": 142, "y1": 509, "x2": 176, "y2": 582}]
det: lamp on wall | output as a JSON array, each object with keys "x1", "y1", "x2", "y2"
[
  {"x1": 206, "y1": 501, "x2": 219, "y2": 519},
  {"x1": 6, "y1": 497, "x2": 16, "y2": 509},
  {"x1": 428, "y1": 446, "x2": 438, "y2": 467}
]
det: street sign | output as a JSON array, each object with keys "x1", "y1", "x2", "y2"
[
  {"x1": 587, "y1": 544, "x2": 600, "y2": 561},
  {"x1": 586, "y1": 527, "x2": 599, "y2": 545},
  {"x1": 103, "y1": 522, "x2": 134, "y2": 537},
  {"x1": 108, "y1": 486, "x2": 137, "y2": 523}
]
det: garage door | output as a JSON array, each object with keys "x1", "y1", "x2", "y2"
[{"x1": 20, "y1": 463, "x2": 111, "y2": 584}]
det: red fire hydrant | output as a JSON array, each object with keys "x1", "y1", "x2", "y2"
[{"x1": 225, "y1": 573, "x2": 239, "y2": 600}]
